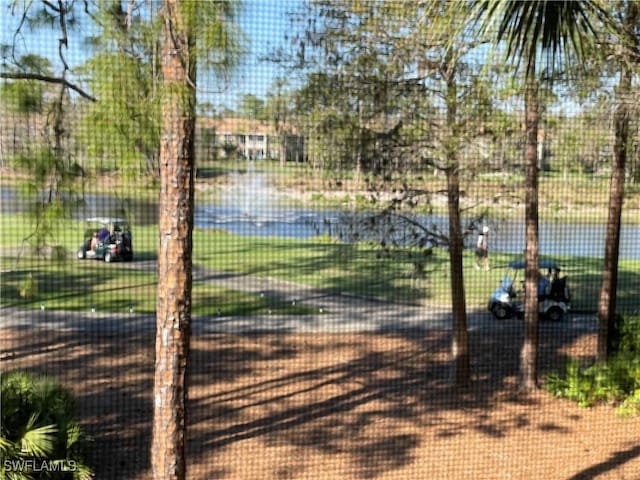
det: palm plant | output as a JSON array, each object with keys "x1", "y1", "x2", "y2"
[
  {"x1": 1, "y1": 371, "x2": 93, "y2": 480},
  {"x1": 472, "y1": 0, "x2": 607, "y2": 391}
]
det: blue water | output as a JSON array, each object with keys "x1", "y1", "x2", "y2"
[
  {"x1": 195, "y1": 205, "x2": 640, "y2": 260},
  {"x1": 2, "y1": 187, "x2": 638, "y2": 260}
]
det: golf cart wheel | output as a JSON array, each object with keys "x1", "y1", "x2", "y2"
[
  {"x1": 77, "y1": 249, "x2": 86, "y2": 259},
  {"x1": 492, "y1": 304, "x2": 512, "y2": 320},
  {"x1": 104, "y1": 251, "x2": 113, "y2": 263},
  {"x1": 546, "y1": 306, "x2": 564, "y2": 322}
]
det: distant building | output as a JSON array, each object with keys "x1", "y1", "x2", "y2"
[{"x1": 196, "y1": 117, "x2": 304, "y2": 162}]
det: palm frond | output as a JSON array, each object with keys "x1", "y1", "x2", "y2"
[
  {"x1": 473, "y1": 0, "x2": 610, "y2": 76},
  {"x1": 71, "y1": 462, "x2": 95, "y2": 480},
  {"x1": 0, "y1": 435, "x2": 14, "y2": 454},
  {"x1": 19, "y1": 414, "x2": 57, "y2": 458}
]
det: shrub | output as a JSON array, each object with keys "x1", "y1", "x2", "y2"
[
  {"x1": 0, "y1": 371, "x2": 93, "y2": 479},
  {"x1": 618, "y1": 389, "x2": 640, "y2": 417},
  {"x1": 544, "y1": 316, "x2": 640, "y2": 416},
  {"x1": 18, "y1": 273, "x2": 38, "y2": 299}
]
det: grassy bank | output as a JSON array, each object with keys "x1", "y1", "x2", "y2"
[
  {"x1": 3, "y1": 163, "x2": 639, "y2": 224},
  {"x1": 2, "y1": 213, "x2": 638, "y2": 315}
]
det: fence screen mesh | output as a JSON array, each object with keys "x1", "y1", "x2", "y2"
[{"x1": 1, "y1": 1, "x2": 639, "y2": 479}]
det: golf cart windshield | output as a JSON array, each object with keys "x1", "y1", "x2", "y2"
[{"x1": 500, "y1": 275, "x2": 513, "y2": 291}]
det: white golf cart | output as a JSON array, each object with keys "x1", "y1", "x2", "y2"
[{"x1": 488, "y1": 259, "x2": 570, "y2": 321}]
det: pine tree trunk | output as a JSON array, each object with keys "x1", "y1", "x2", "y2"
[
  {"x1": 520, "y1": 74, "x2": 539, "y2": 392},
  {"x1": 152, "y1": 1, "x2": 195, "y2": 478}
]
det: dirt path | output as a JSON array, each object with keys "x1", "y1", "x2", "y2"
[
  {"x1": 2, "y1": 325, "x2": 639, "y2": 480},
  {"x1": 4, "y1": 263, "x2": 633, "y2": 480}
]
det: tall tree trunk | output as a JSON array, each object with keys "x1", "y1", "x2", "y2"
[
  {"x1": 152, "y1": 1, "x2": 195, "y2": 479},
  {"x1": 597, "y1": 56, "x2": 633, "y2": 362},
  {"x1": 444, "y1": 68, "x2": 469, "y2": 386},
  {"x1": 279, "y1": 133, "x2": 287, "y2": 167},
  {"x1": 520, "y1": 72, "x2": 540, "y2": 392},
  {"x1": 447, "y1": 167, "x2": 469, "y2": 385}
]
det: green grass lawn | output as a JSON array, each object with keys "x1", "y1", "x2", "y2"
[
  {"x1": 1, "y1": 213, "x2": 638, "y2": 315},
  {"x1": 1, "y1": 257, "x2": 314, "y2": 316},
  {"x1": 193, "y1": 228, "x2": 639, "y2": 313}
]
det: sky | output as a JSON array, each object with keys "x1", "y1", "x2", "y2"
[
  {"x1": 0, "y1": 0, "x2": 303, "y2": 111},
  {"x1": 224, "y1": 0, "x2": 301, "y2": 107},
  {"x1": 1, "y1": 1, "x2": 605, "y2": 118}
]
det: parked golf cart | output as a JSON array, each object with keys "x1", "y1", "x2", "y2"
[
  {"x1": 77, "y1": 217, "x2": 133, "y2": 263},
  {"x1": 488, "y1": 259, "x2": 570, "y2": 321}
]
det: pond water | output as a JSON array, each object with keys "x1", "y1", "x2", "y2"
[
  {"x1": 193, "y1": 169, "x2": 640, "y2": 260},
  {"x1": 2, "y1": 184, "x2": 639, "y2": 260},
  {"x1": 194, "y1": 204, "x2": 640, "y2": 260}
]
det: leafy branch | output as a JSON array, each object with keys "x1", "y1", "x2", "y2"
[{"x1": 0, "y1": 71, "x2": 97, "y2": 101}]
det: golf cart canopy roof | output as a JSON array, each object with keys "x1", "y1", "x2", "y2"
[
  {"x1": 85, "y1": 217, "x2": 128, "y2": 225},
  {"x1": 508, "y1": 259, "x2": 559, "y2": 270}
]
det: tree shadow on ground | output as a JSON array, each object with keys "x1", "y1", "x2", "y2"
[
  {"x1": 1, "y1": 329, "x2": 304, "y2": 479},
  {"x1": 2, "y1": 318, "x2": 634, "y2": 480},
  {"x1": 1, "y1": 328, "x2": 154, "y2": 479},
  {"x1": 566, "y1": 260, "x2": 640, "y2": 314},
  {"x1": 0, "y1": 265, "x2": 157, "y2": 311},
  {"x1": 567, "y1": 445, "x2": 640, "y2": 480},
  {"x1": 186, "y1": 321, "x2": 605, "y2": 478},
  {"x1": 195, "y1": 240, "x2": 447, "y2": 306}
]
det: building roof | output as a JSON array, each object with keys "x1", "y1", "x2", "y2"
[
  {"x1": 197, "y1": 117, "x2": 277, "y2": 135},
  {"x1": 198, "y1": 116, "x2": 301, "y2": 136}
]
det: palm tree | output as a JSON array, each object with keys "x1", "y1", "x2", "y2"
[
  {"x1": 473, "y1": 0, "x2": 606, "y2": 391},
  {"x1": 597, "y1": 0, "x2": 638, "y2": 362}
]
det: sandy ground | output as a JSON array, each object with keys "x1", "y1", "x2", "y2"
[{"x1": 2, "y1": 324, "x2": 639, "y2": 480}]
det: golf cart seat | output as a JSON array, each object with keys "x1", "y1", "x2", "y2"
[{"x1": 549, "y1": 276, "x2": 570, "y2": 302}]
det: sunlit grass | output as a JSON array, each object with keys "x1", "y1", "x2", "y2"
[
  {"x1": 0, "y1": 258, "x2": 313, "y2": 316},
  {"x1": 2, "y1": 213, "x2": 638, "y2": 315}
]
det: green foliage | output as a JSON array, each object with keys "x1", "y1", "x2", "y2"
[
  {"x1": 545, "y1": 316, "x2": 640, "y2": 416},
  {"x1": 0, "y1": 55, "x2": 51, "y2": 114},
  {"x1": 179, "y1": 0, "x2": 246, "y2": 76},
  {"x1": 618, "y1": 316, "x2": 640, "y2": 352},
  {"x1": 472, "y1": 0, "x2": 608, "y2": 78},
  {"x1": 545, "y1": 359, "x2": 618, "y2": 407},
  {"x1": 1, "y1": 80, "x2": 45, "y2": 114},
  {"x1": 18, "y1": 273, "x2": 38, "y2": 299},
  {"x1": 0, "y1": 371, "x2": 93, "y2": 480},
  {"x1": 238, "y1": 94, "x2": 267, "y2": 120},
  {"x1": 80, "y1": 55, "x2": 162, "y2": 177},
  {"x1": 13, "y1": 149, "x2": 83, "y2": 254},
  {"x1": 617, "y1": 389, "x2": 640, "y2": 417},
  {"x1": 75, "y1": 1, "x2": 245, "y2": 179},
  {"x1": 14, "y1": 150, "x2": 82, "y2": 190}
]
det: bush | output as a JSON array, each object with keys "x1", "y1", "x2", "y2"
[
  {"x1": 544, "y1": 316, "x2": 640, "y2": 416},
  {"x1": 18, "y1": 273, "x2": 38, "y2": 299},
  {"x1": 0, "y1": 371, "x2": 93, "y2": 479}
]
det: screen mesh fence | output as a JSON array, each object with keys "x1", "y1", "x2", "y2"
[{"x1": 1, "y1": 1, "x2": 639, "y2": 479}]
